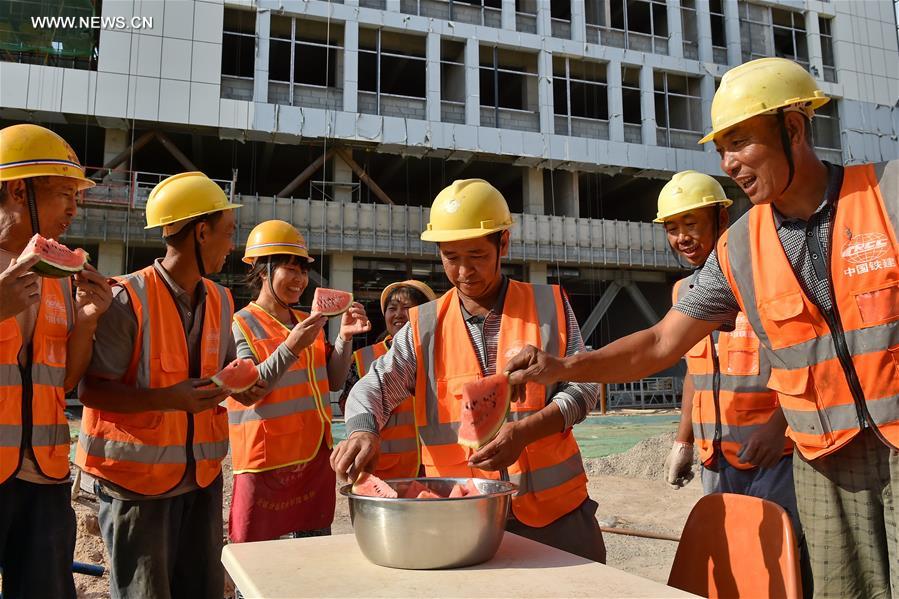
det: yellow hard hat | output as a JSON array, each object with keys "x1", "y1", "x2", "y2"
[
  {"x1": 243, "y1": 219, "x2": 314, "y2": 264},
  {"x1": 421, "y1": 179, "x2": 513, "y2": 243},
  {"x1": 699, "y1": 57, "x2": 829, "y2": 144},
  {"x1": 655, "y1": 171, "x2": 732, "y2": 223},
  {"x1": 379, "y1": 279, "x2": 437, "y2": 313},
  {"x1": 144, "y1": 171, "x2": 241, "y2": 229},
  {"x1": 0, "y1": 124, "x2": 95, "y2": 190}
]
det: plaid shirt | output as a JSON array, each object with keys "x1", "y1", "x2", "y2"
[
  {"x1": 345, "y1": 278, "x2": 599, "y2": 436},
  {"x1": 675, "y1": 163, "x2": 844, "y2": 326}
]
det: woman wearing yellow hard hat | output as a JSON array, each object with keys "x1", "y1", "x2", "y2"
[
  {"x1": 227, "y1": 219, "x2": 370, "y2": 543},
  {"x1": 338, "y1": 279, "x2": 437, "y2": 479},
  {"x1": 656, "y1": 171, "x2": 800, "y2": 541}
]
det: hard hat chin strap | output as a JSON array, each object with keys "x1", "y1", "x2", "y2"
[
  {"x1": 25, "y1": 179, "x2": 40, "y2": 236},
  {"x1": 193, "y1": 222, "x2": 207, "y2": 279},
  {"x1": 266, "y1": 259, "x2": 296, "y2": 311},
  {"x1": 776, "y1": 109, "x2": 796, "y2": 195}
]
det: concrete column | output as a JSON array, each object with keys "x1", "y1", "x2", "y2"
[
  {"x1": 723, "y1": 0, "x2": 742, "y2": 66},
  {"x1": 328, "y1": 253, "x2": 354, "y2": 341},
  {"x1": 607, "y1": 59, "x2": 624, "y2": 142},
  {"x1": 464, "y1": 38, "x2": 480, "y2": 126},
  {"x1": 666, "y1": 0, "x2": 684, "y2": 59},
  {"x1": 536, "y1": 0, "x2": 551, "y2": 37},
  {"x1": 701, "y1": 74, "x2": 716, "y2": 153},
  {"x1": 97, "y1": 242, "x2": 125, "y2": 277},
  {"x1": 529, "y1": 262, "x2": 547, "y2": 284},
  {"x1": 640, "y1": 64, "x2": 658, "y2": 146},
  {"x1": 806, "y1": 11, "x2": 824, "y2": 81},
  {"x1": 537, "y1": 49, "x2": 554, "y2": 134},
  {"x1": 254, "y1": 9, "x2": 271, "y2": 104},
  {"x1": 554, "y1": 170, "x2": 579, "y2": 218},
  {"x1": 696, "y1": 0, "x2": 714, "y2": 63},
  {"x1": 523, "y1": 167, "x2": 544, "y2": 215},
  {"x1": 343, "y1": 20, "x2": 359, "y2": 113},
  {"x1": 501, "y1": 0, "x2": 516, "y2": 30},
  {"x1": 332, "y1": 151, "x2": 354, "y2": 203},
  {"x1": 426, "y1": 32, "x2": 441, "y2": 122},
  {"x1": 103, "y1": 129, "x2": 129, "y2": 180},
  {"x1": 570, "y1": 1, "x2": 586, "y2": 43}
]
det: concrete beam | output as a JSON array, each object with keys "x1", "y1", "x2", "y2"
[
  {"x1": 579, "y1": 281, "x2": 622, "y2": 340},
  {"x1": 623, "y1": 281, "x2": 661, "y2": 325}
]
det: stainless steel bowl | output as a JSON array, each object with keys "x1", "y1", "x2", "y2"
[{"x1": 340, "y1": 477, "x2": 517, "y2": 570}]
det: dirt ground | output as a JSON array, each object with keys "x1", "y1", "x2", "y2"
[{"x1": 69, "y1": 431, "x2": 702, "y2": 598}]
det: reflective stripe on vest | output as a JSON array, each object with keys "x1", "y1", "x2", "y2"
[
  {"x1": 0, "y1": 277, "x2": 74, "y2": 483},
  {"x1": 227, "y1": 303, "x2": 332, "y2": 474},
  {"x1": 674, "y1": 278, "x2": 790, "y2": 469},
  {"x1": 355, "y1": 338, "x2": 421, "y2": 479},
  {"x1": 76, "y1": 267, "x2": 232, "y2": 495},
  {"x1": 720, "y1": 162, "x2": 899, "y2": 459},
  {"x1": 410, "y1": 281, "x2": 587, "y2": 527}
]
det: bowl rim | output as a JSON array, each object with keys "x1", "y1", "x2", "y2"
[{"x1": 339, "y1": 476, "x2": 518, "y2": 501}]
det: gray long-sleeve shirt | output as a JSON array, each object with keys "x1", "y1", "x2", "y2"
[{"x1": 345, "y1": 278, "x2": 600, "y2": 436}]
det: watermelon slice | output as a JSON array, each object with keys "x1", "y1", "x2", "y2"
[
  {"x1": 449, "y1": 484, "x2": 466, "y2": 498},
  {"x1": 352, "y1": 473, "x2": 398, "y2": 498},
  {"x1": 211, "y1": 358, "x2": 259, "y2": 393},
  {"x1": 18, "y1": 234, "x2": 88, "y2": 278},
  {"x1": 463, "y1": 478, "x2": 481, "y2": 496},
  {"x1": 312, "y1": 287, "x2": 353, "y2": 317},
  {"x1": 401, "y1": 480, "x2": 430, "y2": 498},
  {"x1": 457, "y1": 373, "x2": 511, "y2": 449},
  {"x1": 416, "y1": 489, "x2": 443, "y2": 499}
]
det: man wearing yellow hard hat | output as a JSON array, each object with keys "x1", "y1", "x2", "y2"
[
  {"x1": 0, "y1": 124, "x2": 112, "y2": 598},
  {"x1": 506, "y1": 56, "x2": 899, "y2": 596},
  {"x1": 656, "y1": 171, "x2": 801, "y2": 543},
  {"x1": 228, "y1": 220, "x2": 369, "y2": 543},
  {"x1": 76, "y1": 172, "x2": 265, "y2": 598},
  {"x1": 333, "y1": 179, "x2": 606, "y2": 562}
]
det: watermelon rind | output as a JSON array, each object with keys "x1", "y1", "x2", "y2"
[
  {"x1": 18, "y1": 246, "x2": 89, "y2": 279},
  {"x1": 211, "y1": 358, "x2": 259, "y2": 393},
  {"x1": 457, "y1": 375, "x2": 511, "y2": 450}
]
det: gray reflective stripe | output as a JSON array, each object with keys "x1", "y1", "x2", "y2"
[
  {"x1": 692, "y1": 373, "x2": 770, "y2": 394},
  {"x1": 120, "y1": 272, "x2": 153, "y2": 388},
  {"x1": 228, "y1": 395, "x2": 321, "y2": 425},
  {"x1": 0, "y1": 363, "x2": 22, "y2": 386},
  {"x1": 0, "y1": 424, "x2": 22, "y2": 447},
  {"x1": 31, "y1": 423, "x2": 71, "y2": 447},
  {"x1": 194, "y1": 439, "x2": 229, "y2": 462},
  {"x1": 78, "y1": 433, "x2": 187, "y2": 464},
  {"x1": 533, "y1": 284, "x2": 562, "y2": 404},
  {"x1": 60, "y1": 278, "x2": 75, "y2": 334},
  {"x1": 783, "y1": 393, "x2": 899, "y2": 436},
  {"x1": 32, "y1": 363, "x2": 65, "y2": 388},
  {"x1": 212, "y1": 282, "x2": 232, "y2": 366},
  {"x1": 381, "y1": 437, "x2": 419, "y2": 454},
  {"x1": 874, "y1": 161, "x2": 899, "y2": 235},
  {"x1": 510, "y1": 451, "x2": 585, "y2": 496},
  {"x1": 725, "y1": 213, "x2": 771, "y2": 351},
  {"x1": 385, "y1": 410, "x2": 416, "y2": 428},
  {"x1": 692, "y1": 421, "x2": 762, "y2": 444},
  {"x1": 416, "y1": 300, "x2": 444, "y2": 446},
  {"x1": 770, "y1": 321, "x2": 899, "y2": 369},
  {"x1": 236, "y1": 308, "x2": 268, "y2": 341},
  {"x1": 674, "y1": 276, "x2": 692, "y2": 303},
  {"x1": 357, "y1": 344, "x2": 382, "y2": 374}
]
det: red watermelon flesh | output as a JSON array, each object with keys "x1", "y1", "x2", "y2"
[
  {"x1": 312, "y1": 287, "x2": 353, "y2": 316},
  {"x1": 463, "y1": 479, "x2": 482, "y2": 496},
  {"x1": 401, "y1": 480, "x2": 429, "y2": 498},
  {"x1": 352, "y1": 473, "x2": 398, "y2": 498},
  {"x1": 19, "y1": 234, "x2": 88, "y2": 278},
  {"x1": 211, "y1": 358, "x2": 259, "y2": 393},
  {"x1": 449, "y1": 484, "x2": 466, "y2": 498},
  {"x1": 416, "y1": 489, "x2": 443, "y2": 499},
  {"x1": 457, "y1": 373, "x2": 510, "y2": 449}
]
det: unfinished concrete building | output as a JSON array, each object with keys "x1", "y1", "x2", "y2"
[{"x1": 2, "y1": 0, "x2": 898, "y2": 406}]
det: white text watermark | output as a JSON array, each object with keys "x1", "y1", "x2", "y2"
[{"x1": 30, "y1": 16, "x2": 154, "y2": 31}]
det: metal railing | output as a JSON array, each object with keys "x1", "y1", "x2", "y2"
[
  {"x1": 80, "y1": 169, "x2": 234, "y2": 209},
  {"x1": 607, "y1": 377, "x2": 683, "y2": 409}
]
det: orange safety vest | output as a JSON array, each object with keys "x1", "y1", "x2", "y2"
[
  {"x1": 674, "y1": 278, "x2": 791, "y2": 469},
  {"x1": 719, "y1": 162, "x2": 899, "y2": 460},
  {"x1": 354, "y1": 337, "x2": 420, "y2": 479},
  {"x1": 409, "y1": 280, "x2": 588, "y2": 528},
  {"x1": 76, "y1": 266, "x2": 232, "y2": 495},
  {"x1": 0, "y1": 278, "x2": 74, "y2": 483},
  {"x1": 227, "y1": 303, "x2": 332, "y2": 474}
]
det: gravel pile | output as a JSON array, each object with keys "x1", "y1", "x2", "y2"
[{"x1": 584, "y1": 432, "x2": 698, "y2": 480}]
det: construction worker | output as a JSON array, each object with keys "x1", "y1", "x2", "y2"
[
  {"x1": 332, "y1": 179, "x2": 606, "y2": 562},
  {"x1": 506, "y1": 57, "x2": 898, "y2": 597},
  {"x1": 339, "y1": 279, "x2": 437, "y2": 479},
  {"x1": 228, "y1": 220, "x2": 370, "y2": 543},
  {"x1": 76, "y1": 172, "x2": 266, "y2": 598},
  {"x1": 0, "y1": 124, "x2": 112, "y2": 599},
  {"x1": 658, "y1": 171, "x2": 800, "y2": 524}
]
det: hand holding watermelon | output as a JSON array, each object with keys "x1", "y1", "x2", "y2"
[
  {"x1": 73, "y1": 264, "x2": 113, "y2": 322},
  {"x1": 467, "y1": 422, "x2": 528, "y2": 471},
  {"x1": 229, "y1": 379, "x2": 268, "y2": 407},
  {"x1": 285, "y1": 312, "x2": 327, "y2": 356},
  {"x1": 162, "y1": 378, "x2": 230, "y2": 413},
  {"x1": 0, "y1": 254, "x2": 40, "y2": 321},
  {"x1": 330, "y1": 431, "x2": 380, "y2": 482},
  {"x1": 504, "y1": 344, "x2": 564, "y2": 387},
  {"x1": 338, "y1": 301, "x2": 372, "y2": 340}
]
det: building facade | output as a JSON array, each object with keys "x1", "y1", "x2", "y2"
[{"x1": 2, "y1": 0, "x2": 898, "y2": 379}]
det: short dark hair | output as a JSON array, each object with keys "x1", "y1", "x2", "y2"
[
  {"x1": 384, "y1": 285, "x2": 430, "y2": 309},
  {"x1": 164, "y1": 210, "x2": 226, "y2": 246},
  {"x1": 244, "y1": 254, "x2": 310, "y2": 294}
]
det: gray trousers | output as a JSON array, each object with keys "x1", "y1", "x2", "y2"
[
  {"x1": 98, "y1": 476, "x2": 224, "y2": 599},
  {"x1": 0, "y1": 478, "x2": 76, "y2": 599},
  {"x1": 506, "y1": 497, "x2": 606, "y2": 563}
]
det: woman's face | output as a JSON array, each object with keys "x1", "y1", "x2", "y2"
[
  {"x1": 269, "y1": 259, "x2": 309, "y2": 305},
  {"x1": 384, "y1": 291, "x2": 420, "y2": 337}
]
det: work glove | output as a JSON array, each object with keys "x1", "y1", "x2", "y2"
[{"x1": 663, "y1": 441, "x2": 695, "y2": 489}]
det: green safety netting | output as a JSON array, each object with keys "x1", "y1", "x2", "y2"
[{"x1": 1, "y1": 0, "x2": 97, "y2": 59}]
